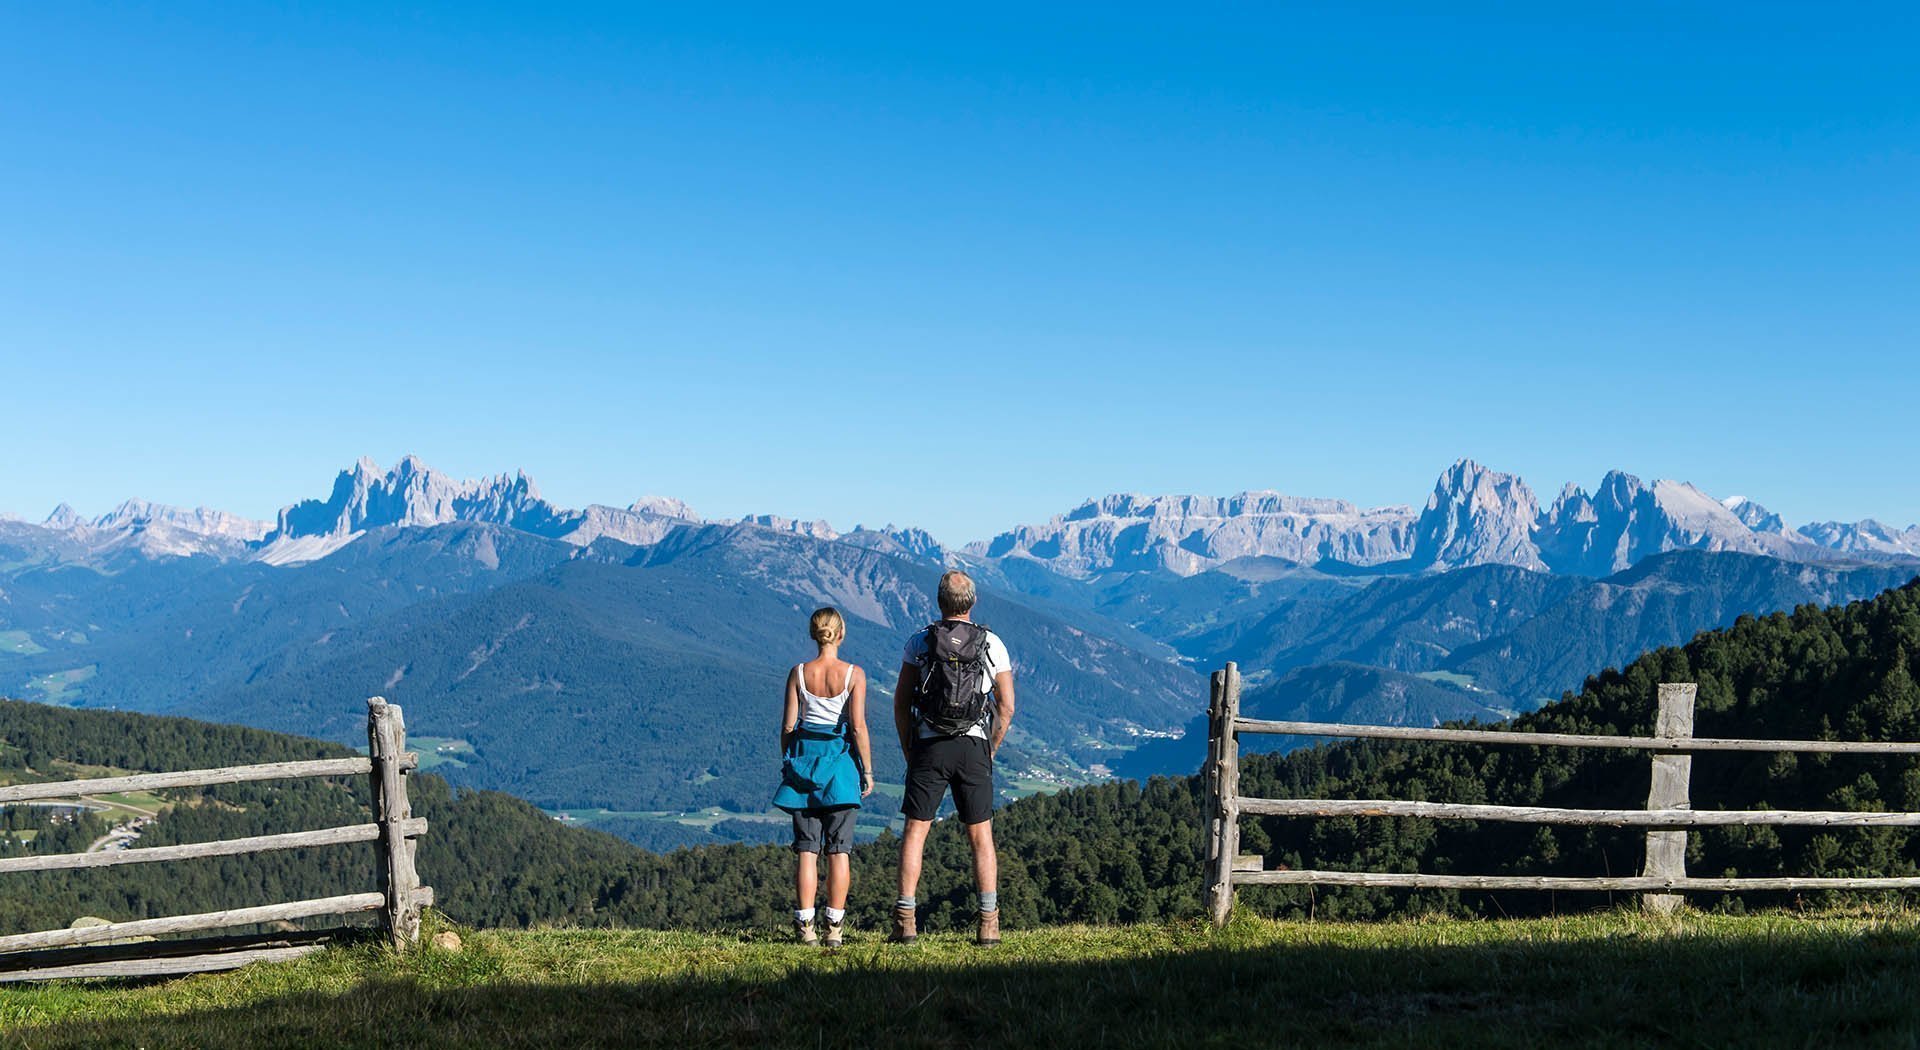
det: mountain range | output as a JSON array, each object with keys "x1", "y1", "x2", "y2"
[
  {"x1": 5, "y1": 454, "x2": 1918, "y2": 847},
  {"x1": 979, "y1": 460, "x2": 1920, "y2": 577},
  {"x1": 17, "y1": 456, "x2": 1920, "y2": 576}
]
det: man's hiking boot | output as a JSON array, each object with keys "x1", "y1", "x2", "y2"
[
  {"x1": 824, "y1": 917, "x2": 845, "y2": 949},
  {"x1": 888, "y1": 904, "x2": 917, "y2": 944},
  {"x1": 795, "y1": 917, "x2": 817, "y2": 945},
  {"x1": 976, "y1": 908, "x2": 1001, "y2": 947}
]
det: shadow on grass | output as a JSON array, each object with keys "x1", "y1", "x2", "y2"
[{"x1": 9, "y1": 924, "x2": 1920, "y2": 1050}]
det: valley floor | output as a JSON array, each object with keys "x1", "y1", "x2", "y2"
[{"x1": 3, "y1": 910, "x2": 1919, "y2": 1048}]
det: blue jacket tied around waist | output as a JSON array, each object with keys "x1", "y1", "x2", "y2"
[{"x1": 773, "y1": 723, "x2": 862, "y2": 812}]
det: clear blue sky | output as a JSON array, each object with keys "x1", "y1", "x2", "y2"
[{"x1": 4, "y1": 3, "x2": 1916, "y2": 544}]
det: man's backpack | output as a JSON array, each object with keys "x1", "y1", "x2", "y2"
[{"x1": 913, "y1": 620, "x2": 995, "y2": 737}]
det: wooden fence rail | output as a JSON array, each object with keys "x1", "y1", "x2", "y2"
[
  {"x1": 1203, "y1": 665, "x2": 1920, "y2": 925},
  {"x1": 0, "y1": 697, "x2": 432, "y2": 981}
]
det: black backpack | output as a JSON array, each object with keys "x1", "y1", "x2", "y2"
[{"x1": 913, "y1": 620, "x2": 995, "y2": 737}]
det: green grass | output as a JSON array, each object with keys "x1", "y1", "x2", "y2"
[
  {"x1": 0, "y1": 631, "x2": 45, "y2": 656},
  {"x1": 1415, "y1": 669, "x2": 1475, "y2": 688},
  {"x1": 410, "y1": 737, "x2": 477, "y2": 771},
  {"x1": 25, "y1": 667, "x2": 95, "y2": 705},
  {"x1": 4, "y1": 910, "x2": 1920, "y2": 1047}
]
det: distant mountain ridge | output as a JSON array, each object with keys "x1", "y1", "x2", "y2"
[
  {"x1": 978, "y1": 459, "x2": 1919, "y2": 578},
  {"x1": 11, "y1": 453, "x2": 1917, "y2": 577}
]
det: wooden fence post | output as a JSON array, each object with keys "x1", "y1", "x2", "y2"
[
  {"x1": 1203, "y1": 669, "x2": 1224, "y2": 892},
  {"x1": 367, "y1": 697, "x2": 423, "y2": 948},
  {"x1": 1206, "y1": 663, "x2": 1243, "y2": 926},
  {"x1": 1642, "y1": 682, "x2": 1696, "y2": 915}
]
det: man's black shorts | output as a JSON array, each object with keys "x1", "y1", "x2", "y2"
[{"x1": 901, "y1": 735, "x2": 994, "y2": 825}]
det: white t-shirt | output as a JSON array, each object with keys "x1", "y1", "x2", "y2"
[{"x1": 902, "y1": 620, "x2": 1013, "y2": 741}]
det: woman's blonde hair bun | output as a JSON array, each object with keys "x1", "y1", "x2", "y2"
[{"x1": 809, "y1": 607, "x2": 846, "y2": 646}]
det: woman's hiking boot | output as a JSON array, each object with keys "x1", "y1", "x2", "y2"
[
  {"x1": 795, "y1": 916, "x2": 818, "y2": 945},
  {"x1": 824, "y1": 917, "x2": 845, "y2": 949},
  {"x1": 888, "y1": 904, "x2": 918, "y2": 944},
  {"x1": 976, "y1": 908, "x2": 1001, "y2": 946}
]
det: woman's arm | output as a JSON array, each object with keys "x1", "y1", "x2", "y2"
[
  {"x1": 780, "y1": 667, "x2": 801, "y2": 751},
  {"x1": 847, "y1": 666, "x2": 875, "y2": 797}
]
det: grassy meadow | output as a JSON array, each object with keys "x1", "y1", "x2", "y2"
[{"x1": 3, "y1": 909, "x2": 1920, "y2": 1048}]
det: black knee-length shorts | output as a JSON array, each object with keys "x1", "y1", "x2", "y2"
[{"x1": 901, "y1": 735, "x2": 994, "y2": 825}]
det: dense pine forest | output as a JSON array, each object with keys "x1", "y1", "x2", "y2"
[{"x1": 5, "y1": 577, "x2": 1920, "y2": 935}]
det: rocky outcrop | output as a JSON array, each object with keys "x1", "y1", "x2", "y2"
[
  {"x1": 839, "y1": 525, "x2": 948, "y2": 566},
  {"x1": 1724, "y1": 497, "x2": 1789, "y2": 534},
  {"x1": 1536, "y1": 472, "x2": 1773, "y2": 577},
  {"x1": 28, "y1": 499, "x2": 270, "y2": 561},
  {"x1": 1410, "y1": 460, "x2": 1544, "y2": 571},
  {"x1": 256, "y1": 457, "x2": 691, "y2": 564},
  {"x1": 969, "y1": 492, "x2": 1419, "y2": 577},
  {"x1": 1797, "y1": 519, "x2": 1920, "y2": 557}
]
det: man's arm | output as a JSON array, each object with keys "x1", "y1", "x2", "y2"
[
  {"x1": 894, "y1": 662, "x2": 918, "y2": 758},
  {"x1": 989, "y1": 670, "x2": 1015, "y2": 756}
]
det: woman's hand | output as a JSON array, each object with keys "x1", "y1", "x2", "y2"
[{"x1": 860, "y1": 771, "x2": 875, "y2": 798}]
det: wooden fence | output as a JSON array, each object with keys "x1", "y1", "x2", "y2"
[
  {"x1": 0, "y1": 697, "x2": 431, "y2": 981},
  {"x1": 1202, "y1": 663, "x2": 1920, "y2": 925}
]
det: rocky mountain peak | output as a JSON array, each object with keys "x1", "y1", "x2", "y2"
[
  {"x1": 1724, "y1": 497, "x2": 1788, "y2": 534},
  {"x1": 1411, "y1": 459, "x2": 1545, "y2": 571},
  {"x1": 629, "y1": 496, "x2": 699, "y2": 520},
  {"x1": 840, "y1": 524, "x2": 948, "y2": 566},
  {"x1": 737, "y1": 514, "x2": 840, "y2": 541},
  {"x1": 43, "y1": 503, "x2": 85, "y2": 530},
  {"x1": 1537, "y1": 471, "x2": 1771, "y2": 576}
]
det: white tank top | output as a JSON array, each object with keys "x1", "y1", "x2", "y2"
[{"x1": 796, "y1": 663, "x2": 853, "y2": 726}]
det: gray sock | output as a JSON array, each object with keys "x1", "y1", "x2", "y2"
[
  {"x1": 895, "y1": 896, "x2": 916, "y2": 910},
  {"x1": 978, "y1": 891, "x2": 998, "y2": 913}
]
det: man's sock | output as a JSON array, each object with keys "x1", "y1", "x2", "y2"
[
  {"x1": 824, "y1": 907, "x2": 846, "y2": 924},
  {"x1": 895, "y1": 896, "x2": 916, "y2": 910},
  {"x1": 795, "y1": 907, "x2": 816, "y2": 923},
  {"x1": 978, "y1": 891, "x2": 998, "y2": 914}
]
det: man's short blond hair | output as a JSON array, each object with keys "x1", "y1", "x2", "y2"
[
  {"x1": 937, "y1": 570, "x2": 977, "y2": 617},
  {"x1": 809, "y1": 606, "x2": 846, "y2": 646}
]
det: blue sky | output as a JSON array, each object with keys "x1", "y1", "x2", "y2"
[{"x1": 4, "y1": 3, "x2": 1916, "y2": 544}]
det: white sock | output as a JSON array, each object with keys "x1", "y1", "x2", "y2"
[
  {"x1": 824, "y1": 907, "x2": 845, "y2": 924},
  {"x1": 795, "y1": 907, "x2": 816, "y2": 923}
]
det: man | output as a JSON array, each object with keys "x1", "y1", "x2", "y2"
[{"x1": 891, "y1": 569, "x2": 1016, "y2": 946}]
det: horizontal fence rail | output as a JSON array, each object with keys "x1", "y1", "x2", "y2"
[
  {"x1": 1202, "y1": 667, "x2": 1920, "y2": 924},
  {"x1": 1233, "y1": 718, "x2": 1920, "y2": 755},
  {"x1": 0, "y1": 756, "x2": 411, "y2": 806},
  {"x1": 0, "y1": 697, "x2": 432, "y2": 981},
  {"x1": 1238, "y1": 798, "x2": 1920, "y2": 828}
]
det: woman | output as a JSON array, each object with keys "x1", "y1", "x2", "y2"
[{"x1": 772, "y1": 606, "x2": 874, "y2": 947}]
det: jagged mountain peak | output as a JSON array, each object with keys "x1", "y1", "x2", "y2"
[
  {"x1": 1724, "y1": 496, "x2": 1788, "y2": 534},
  {"x1": 43, "y1": 503, "x2": 85, "y2": 530},
  {"x1": 1412, "y1": 460, "x2": 1544, "y2": 571},
  {"x1": 1797, "y1": 519, "x2": 1920, "y2": 556},
  {"x1": 840, "y1": 524, "x2": 948, "y2": 566}
]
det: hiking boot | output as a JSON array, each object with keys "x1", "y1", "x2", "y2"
[
  {"x1": 824, "y1": 917, "x2": 845, "y2": 949},
  {"x1": 794, "y1": 917, "x2": 817, "y2": 945},
  {"x1": 976, "y1": 908, "x2": 1001, "y2": 947},
  {"x1": 888, "y1": 904, "x2": 918, "y2": 944}
]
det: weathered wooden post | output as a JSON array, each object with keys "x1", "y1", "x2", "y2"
[
  {"x1": 1642, "y1": 682, "x2": 1696, "y2": 915},
  {"x1": 367, "y1": 696, "x2": 424, "y2": 947},
  {"x1": 1206, "y1": 662, "x2": 1243, "y2": 926},
  {"x1": 1203, "y1": 669, "x2": 1225, "y2": 889}
]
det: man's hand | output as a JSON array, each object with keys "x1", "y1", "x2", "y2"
[{"x1": 860, "y1": 771, "x2": 875, "y2": 798}]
